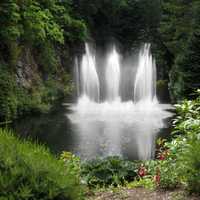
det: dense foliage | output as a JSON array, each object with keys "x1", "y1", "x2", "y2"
[
  {"x1": 172, "y1": 91, "x2": 200, "y2": 193},
  {"x1": 81, "y1": 157, "x2": 140, "y2": 187},
  {"x1": 71, "y1": 0, "x2": 161, "y2": 49},
  {"x1": 0, "y1": 0, "x2": 86, "y2": 44},
  {"x1": 0, "y1": 129, "x2": 84, "y2": 200},
  {"x1": 159, "y1": 0, "x2": 200, "y2": 101},
  {"x1": 0, "y1": 0, "x2": 86, "y2": 121},
  {"x1": 0, "y1": 63, "x2": 73, "y2": 121},
  {"x1": 0, "y1": 66, "x2": 18, "y2": 121}
]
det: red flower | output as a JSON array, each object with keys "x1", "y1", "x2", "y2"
[
  {"x1": 157, "y1": 150, "x2": 170, "y2": 160},
  {"x1": 158, "y1": 153, "x2": 165, "y2": 160},
  {"x1": 138, "y1": 165, "x2": 147, "y2": 177}
]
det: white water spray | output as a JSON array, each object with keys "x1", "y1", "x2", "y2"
[
  {"x1": 105, "y1": 46, "x2": 121, "y2": 101},
  {"x1": 134, "y1": 43, "x2": 157, "y2": 104},
  {"x1": 75, "y1": 57, "x2": 80, "y2": 97},
  {"x1": 80, "y1": 43, "x2": 100, "y2": 102}
]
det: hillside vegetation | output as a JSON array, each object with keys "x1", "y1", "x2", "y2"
[
  {"x1": 0, "y1": 0, "x2": 86, "y2": 121},
  {"x1": 1, "y1": 0, "x2": 200, "y2": 121}
]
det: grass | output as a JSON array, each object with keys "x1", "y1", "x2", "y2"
[{"x1": 0, "y1": 128, "x2": 84, "y2": 200}]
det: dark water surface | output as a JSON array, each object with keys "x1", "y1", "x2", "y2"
[{"x1": 13, "y1": 101, "x2": 174, "y2": 160}]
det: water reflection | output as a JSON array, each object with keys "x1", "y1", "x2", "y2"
[
  {"x1": 13, "y1": 98, "x2": 173, "y2": 160},
  {"x1": 68, "y1": 96, "x2": 174, "y2": 160}
]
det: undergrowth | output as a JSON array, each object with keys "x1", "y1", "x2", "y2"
[{"x1": 0, "y1": 129, "x2": 84, "y2": 200}]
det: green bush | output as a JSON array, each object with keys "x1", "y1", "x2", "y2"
[
  {"x1": 154, "y1": 91, "x2": 200, "y2": 193},
  {"x1": 0, "y1": 129, "x2": 85, "y2": 200},
  {"x1": 0, "y1": 66, "x2": 18, "y2": 121},
  {"x1": 180, "y1": 136, "x2": 200, "y2": 194},
  {"x1": 158, "y1": 159, "x2": 180, "y2": 189},
  {"x1": 127, "y1": 178, "x2": 156, "y2": 190},
  {"x1": 0, "y1": 0, "x2": 21, "y2": 42},
  {"x1": 173, "y1": 92, "x2": 200, "y2": 194},
  {"x1": 36, "y1": 43, "x2": 58, "y2": 74},
  {"x1": 16, "y1": 86, "x2": 51, "y2": 115},
  {"x1": 81, "y1": 157, "x2": 140, "y2": 187},
  {"x1": 0, "y1": 63, "x2": 73, "y2": 122},
  {"x1": 155, "y1": 136, "x2": 187, "y2": 189}
]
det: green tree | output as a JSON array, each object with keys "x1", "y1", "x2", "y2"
[
  {"x1": 159, "y1": 0, "x2": 200, "y2": 101},
  {"x1": 0, "y1": 0, "x2": 21, "y2": 41}
]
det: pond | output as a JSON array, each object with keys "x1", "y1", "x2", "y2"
[{"x1": 13, "y1": 99, "x2": 174, "y2": 160}]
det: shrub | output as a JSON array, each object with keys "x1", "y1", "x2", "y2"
[
  {"x1": 0, "y1": 66, "x2": 18, "y2": 121},
  {"x1": 180, "y1": 136, "x2": 200, "y2": 194},
  {"x1": 172, "y1": 91, "x2": 200, "y2": 193},
  {"x1": 157, "y1": 159, "x2": 180, "y2": 189},
  {"x1": 35, "y1": 43, "x2": 58, "y2": 74},
  {"x1": 0, "y1": 129, "x2": 85, "y2": 200},
  {"x1": 0, "y1": 62, "x2": 73, "y2": 122},
  {"x1": 127, "y1": 178, "x2": 156, "y2": 190},
  {"x1": 154, "y1": 91, "x2": 200, "y2": 193},
  {"x1": 80, "y1": 157, "x2": 140, "y2": 187}
]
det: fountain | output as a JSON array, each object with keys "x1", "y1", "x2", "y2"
[
  {"x1": 69, "y1": 42, "x2": 173, "y2": 160},
  {"x1": 105, "y1": 46, "x2": 121, "y2": 101},
  {"x1": 74, "y1": 57, "x2": 80, "y2": 97},
  {"x1": 134, "y1": 43, "x2": 157, "y2": 104},
  {"x1": 80, "y1": 43, "x2": 100, "y2": 102}
]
